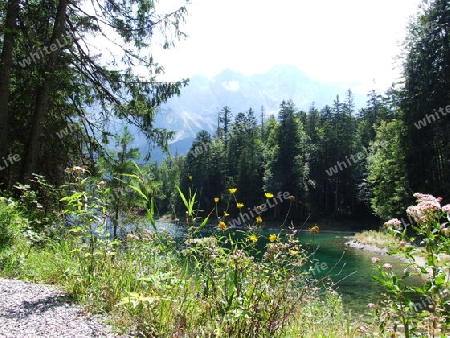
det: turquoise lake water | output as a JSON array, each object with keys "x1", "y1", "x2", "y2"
[{"x1": 145, "y1": 221, "x2": 424, "y2": 316}]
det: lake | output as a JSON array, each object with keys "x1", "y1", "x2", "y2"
[{"x1": 144, "y1": 221, "x2": 423, "y2": 316}]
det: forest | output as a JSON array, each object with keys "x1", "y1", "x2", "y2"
[
  {"x1": 1, "y1": 1, "x2": 450, "y2": 337},
  {"x1": 1, "y1": 1, "x2": 449, "y2": 231}
]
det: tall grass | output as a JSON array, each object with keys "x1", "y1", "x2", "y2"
[
  {"x1": 0, "y1": 170, "x2": 362, "y2": 337},
  {"x1": 0, "y1": 221, "x2": 362, "y2": 336},
  {"x1": 354, "y1": 230, "x2": 396, "y2": 249}
]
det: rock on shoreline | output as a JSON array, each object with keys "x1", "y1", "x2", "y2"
[{"x1": 344, "y1": 238, "x2": 389, "y2": 256}]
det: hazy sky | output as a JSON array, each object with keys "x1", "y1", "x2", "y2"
[{"x1": 153, "y1": 0, "x2": 423, "y2": 94}]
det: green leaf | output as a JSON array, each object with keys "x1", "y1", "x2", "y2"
[
  {"x1": 226, "y1": 287, "x2": 235, "y2": 307},
  {"x1": 126, "y1": 184, "x2": 148, "y2": 201},
  {"x1": 197, "y1": 217, "x2": 209, "y2": 231},
  {"x1": 372, "y1": 275, "x2": 392, "y2": 289},
  {"x1": 189, "y1": 191, "x2": 197, "y2": 214},
  {"x1": 176, "y1": 186, "x2": 190, "y2": 212},
  {"x1": 401, "y1": 271, "x2": 411, "y2": 280},
  {"x1": 434, "y1": 272, "x2": 446, "y2": 286},
  {"x1": 148, "y1": 198, "x2": 156, "y2": 230},
  {"x1": 410, "y1": 286, "x2": 426, "y2": 295}
]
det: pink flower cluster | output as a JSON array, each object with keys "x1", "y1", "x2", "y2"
[
  {"x1": 371, "y1": 257, "x2": 393, "y2": 270},
  {"x1": 382, "y1": 263, "x2": 393, "y2": 270},
  {"x1": 64, "y1": 165, "x2": 88, "y2": 174},
  {"x1": 406, "y1": 193, "x2": 443, "y2": 223},
  {"x1": 383, "y1": 218, "x2": 402, "y2": 227},
  {"x1": 442, "y1": 204, "x2": 450, "y2": 215}
]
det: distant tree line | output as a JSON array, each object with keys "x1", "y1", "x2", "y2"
[
  {"x1": 155, "y1": 93, "x2": 390, "y2": 225},
  {"x1": 154, "y1": 0, "x2": 450, "y2": 226}
]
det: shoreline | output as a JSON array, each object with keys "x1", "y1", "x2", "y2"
[
  {"x1": 344, "y1": 236, "x2": 432, "y2": 279},
  {"x1": 344, "y1": 237, "x2": 390, "y2": 256}
]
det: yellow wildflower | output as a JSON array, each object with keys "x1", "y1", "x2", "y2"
[
  {"x1": 224, "y1": 211, "x2": 230, "y2": 217},
  {"x1": 265, "y1": 192, "x2": 274, "y2": 198},
  {"x1": 214, "y1": 197, "x2": 220, "y2": 203},
  {"x1": 188, "y1": 175, "x2": 192, "y2": 180},
  {"x1": 228, "y1": 188, "x2": 237, "y2": 194},
  {"x1": 289, "y1": 250, "x2": 299, "y2": 255},
  {"x1": 237, "y1": 202, "x2": 244, "y2": 209},
  {"x1": 219, "y1": 221, "x2": 227, "y2": 230},
  {"x1": 289, "y1": 195, "x2": 295, "y2": 201},
  {"x1": 257, "y1": 206, "x2": 261, "y2": 211},
  {"x1": 269, "y1": 234, "x2": 277, "y2": 242},
  {"x1": 309, "y1": 225, "x2": 320, "y2": 234},
  {"x1": 249, "y1": 234, "x2": 258, "y2": 243},
  {"x1": 256, "y1": 216, "x2": 263, "y2": 223}
]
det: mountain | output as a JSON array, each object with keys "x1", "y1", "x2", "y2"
[{"x1": 143, "y1": 65, "x2": 367, "y2": 160}]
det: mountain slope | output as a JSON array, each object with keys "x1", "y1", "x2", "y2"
[{"x1": 146, "y1": 65, "x2": 366, "y2": 160}]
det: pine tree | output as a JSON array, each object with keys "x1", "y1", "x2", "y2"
[
  {"x1": 0, "y1": 0, "x2": 20, "y2": 189},
  {"x1": 0, "y1": 0, "x2": 190, "y2": 190},
  {"x1": 99, "y1": 127, "x2": 141, "y2": 239},
  {"x1": 401, "y1": 0, "x2": 450, "y2": 199},
  {"x1": 367, "y1": 120, "x2": 412, "y2": 220}
]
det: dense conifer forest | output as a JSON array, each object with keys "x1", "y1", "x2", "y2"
[
  {"x1": 2, "y1": 2, "x2": 450, "y2": 337},
  {"x1": 1, "y1": 0, "x2": 449, "y2": 227}
]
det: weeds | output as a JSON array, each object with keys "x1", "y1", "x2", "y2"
[
  {"x1": 367, "y1": 193, "x2": 450, "y2": 337},
  {"x1": 0, "y1": 167, "x2": 356, "y2": 337}
]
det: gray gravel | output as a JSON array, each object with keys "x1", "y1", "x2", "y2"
[
  {"x1": 0, "y1": 278, "x2": 130, "y2": 338},
  {"x1": 344, "y1": 239, "x2": 389, "y2": 255}
]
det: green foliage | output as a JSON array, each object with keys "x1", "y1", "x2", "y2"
[
  {"x1": 13, "y1": 173, "x2": 60, "y2": 226},
  {"x1": 0, "y1": 196, "x2": 35, "y2": 274},
  {"x1": 0, "y1": 196, "x2": 27, "y2": 250},
  {"x1": 122, "y1": 162, "x2": 159, "y2": 231},
  {"x1": 0, "y1": 0, "x2": 189, "y2": 189},
  {"x1": 60, "y1": 166, "x2": 114, "y2": 278},
  {"x1": 369, "y1": 193, "x2": 450, "y2": 337},
  {"x1": 268, "y1": 101, "x2": 310, "y2": 217},
  {"x1": 176, "y1": 185, "x2": 196, "y2": 217},
  {"x1": 0, "y1": 168, "x2": 356, "y2": 337},
  {"x1": 401, "y1": 0, "x2": 450, "y2": 199},
  {"x1": 154, "y1": 155, "x2": 183, "y2": 217},
  {"x1": 367, "y1": 120, "x2": 412, "y2": 220}
]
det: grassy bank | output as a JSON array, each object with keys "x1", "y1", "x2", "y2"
[
  {"x1": 0, "y1": 195, "x2": 361, "y2": 337},
  {"x1": 353, "y1": 230, "x2": 397, "y2": 250},
  {"x1": 10, "y1": 169, "x2": 445, "y2": 337}
]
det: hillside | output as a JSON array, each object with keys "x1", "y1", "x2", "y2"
[{"x1": 146, "y1": 65, "x2": 366, "y2": 160}]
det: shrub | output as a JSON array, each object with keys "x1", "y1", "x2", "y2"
[{"x1": 370, "y1": 193, "x2": 450, "y2": 337}]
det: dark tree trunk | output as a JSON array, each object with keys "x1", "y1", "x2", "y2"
[
  {"x1": 23, "y1": 0, "x2": 68, "y2": 180},
  {"x1": 0, "y1": 0, "x2": 20, "y2": 189}
]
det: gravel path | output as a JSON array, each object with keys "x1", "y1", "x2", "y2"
[{"x1": 0, "y1": 279, "x2": 129, "y2": 338}]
